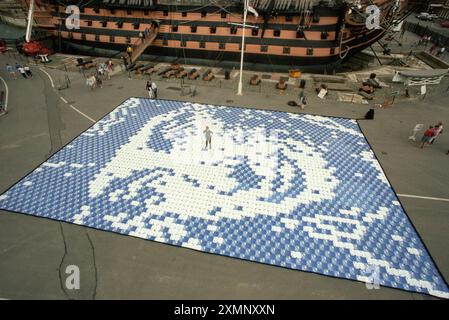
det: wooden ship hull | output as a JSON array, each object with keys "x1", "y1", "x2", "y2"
[{"x1": 26, "y1": 0, "x2": 406, "y2": 68}]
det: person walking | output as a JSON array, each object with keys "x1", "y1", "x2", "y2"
[
  {"x1": 87, "y1": 74, "x2": 96, "y2": 90},
  {"x1": 151, "y1": 81, "x2": 158, "y2": 99},
  {"x1": 107, "y1": 59, "x2": 113, "y2": 79},
  {"x1": 122, "y1": 55, "x2": 129, "y2": 69},
  {"x1": 420, "y1": 126, "x2": 435, "y2": 149},
  {"x1": 204, "y1": 126, "x2": 212, "y2": 150},
  {"x1": 298, "y1": 91, "x2": 307, "y2": 110},
  {"x1": 139, "y1": 31, "x2": 144, "y2": 43},
  {"x1": 24, "y1": 65, "x2": 33, "y2": 77},
  {"x1": 126, "y1": 45, "x2": 133, "y2": 60},
  {"x1": 95, "y1": 73, "x2": 103, "y2": 88},
  {"x1": 436, "y1": 47, "x2": 446, "y2": 57},
  {"x1": 429, "y1": 43, "x2": 438, "y2": 54},
  {"x1": 17, "y1": 65, "x2": 28, "y2": 79},
  {"x1": 146, "y1": 81, "x2": 154, "y2": 98},
  {"x1": 6, "y1": 64, "x2": 17, "y2": 79},
  {"x1": 430, "y1": 122, "x2": 443, "y2": 144}
]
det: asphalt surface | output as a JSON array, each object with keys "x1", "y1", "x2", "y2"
[{"x1": 0, "y1": 51, "x2": 448, "y2": 300}]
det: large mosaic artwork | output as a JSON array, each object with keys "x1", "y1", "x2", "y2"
[{"x1": 0, "y1": 98, "x2": 448, "y2": 298}]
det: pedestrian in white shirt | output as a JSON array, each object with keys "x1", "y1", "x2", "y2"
[{"x1": 151, "y1": 81, "x2": 157, "y2": 98}]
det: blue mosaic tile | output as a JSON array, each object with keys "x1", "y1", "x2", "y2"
[{"x1": 0, "y1": 98, "x2": 448, "y2": 298}]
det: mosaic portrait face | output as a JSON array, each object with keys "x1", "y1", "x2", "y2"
[{"x1": 1, "y1": 98, "x2": 448, "y2": 298}]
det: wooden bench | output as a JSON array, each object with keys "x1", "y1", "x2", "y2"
[
  {"x1": 202, "y1": 69, "x2": 214, "y2": 81},
  {"x1": 357, "y1": 91, "x2": 374, "y2": 100},
  {"x1": 76, "y1": 58, "x2": 94, "y2": 70},
  {"x1": 250, "y1": 75, "x2": 261, "y2": 85},
  {"x1": 164, "y1": 69, "x2": 178, "y2": 78},
  {"x1": 176, "y1": 68, "x2": 188, "y2": 79},
  {"x1": 188, "y1": 68, "x2": 199, "y2": 80},
  {"x1": 130, "y1": 64, "x2": 144, "y2": 73},
  {"x1": 276, "y1": 79, "x2": 287, "y2": 90},
  {"x1": 125, "y1": 62, "x2": 136, "y2": 71},
  {"x1": 140, "y1": 63, "x2": 154, "y2": 72},
  {"x1": 157, "y1": 66, "x2": 172, "y2": 76}
]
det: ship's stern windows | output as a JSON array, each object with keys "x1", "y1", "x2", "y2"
[
  {"x1": 172, "y1": 24, "x2": 178, "y2": 32},
  {"x1": 260, "y1": 45, "x2": 268, "y2": 52},
  {"x1": 219, "y1": 42, "x2": 225, "y2": 50},
  {"x1": 101, "y1": 20, "x2": 108, "y2": 28},
  {"x1": 182, "y1": 12, "x2": 187, "y2": 17},
  {"x1": 210, "y1": 26, "x2": 217, "y2": 34},
  {"x1": 307, "y1": 48, "x2": 313, "y2": 55},
  {"x1": 283, "y1": 47, "x2": 290, "y2": 54},
  {"x1": 252, "y1": 28, "x2": 258, "y2": 36},
  {"x1": 117, "y1": 21, "x2": 124, "y2": 29},
  {"x1": 133, "y1": 22, "x2": 140, "y2": 30},
  {"x1": 191, "y1": 25, "x2": 197, "y2": 33},
  {"x1": 273, "y1": 29, "x2": 281, "y2": 37},
  {"x1": 321, "y1": 31, "x2": 328, "y2": 40}
]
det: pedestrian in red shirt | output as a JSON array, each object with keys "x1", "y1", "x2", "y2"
[{"x1": 420, "y1": 126, "x2": 435, "y2": 149}]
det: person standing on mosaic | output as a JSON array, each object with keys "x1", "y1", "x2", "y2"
[{"x1": 204, "y1": 126, "x2": 212, "y2": 150}]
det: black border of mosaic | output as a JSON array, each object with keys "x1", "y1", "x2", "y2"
[{"x1": 0, "y1": 96, "x2": 448, "y2": 300}]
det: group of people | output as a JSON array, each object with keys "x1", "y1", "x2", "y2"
[
  {"x1": 85, "y1": 59, "x2": 114, "y2": 90},
  {"x1": 139, "y1": 27, "x2": 153, "y2": 44},
  {"x1": 419, "y1": 35, "x2": 446, "y2": 57},
  {"x1": 146, "y1": 81, "x2": 158, "y2": 99},
  {"x1": 420, "y1": 122, "x2": 444, "y2": 149},
  {"x1": 429, "y1": 43, "x2": 446, "y2": 57},
  {"x1": 5, "y1": 62, "x2": 33, "y2": 80},
  {"x1": 123, "y1": 27, "x2": 155, "y2": 66}
]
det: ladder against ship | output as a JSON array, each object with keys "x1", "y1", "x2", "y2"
[{"x1": 127, "y1": 25, "x2": 159, "y2": 64}]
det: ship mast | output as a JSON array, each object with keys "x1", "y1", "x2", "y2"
[{"x1": 25, "y1": 0, "x2": 35, "y2": 43}]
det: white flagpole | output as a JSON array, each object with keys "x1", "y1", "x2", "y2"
[
  {"x1": 25, "y1": 0, "x2": 35, "y2": 43},
  {"x1": 237, "y1": 0, "x2": 248, "y2": 96}
]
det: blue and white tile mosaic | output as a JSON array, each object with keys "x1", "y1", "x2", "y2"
[{"x1": 0, "y1": 98, "x2": 448, "y2": 298}]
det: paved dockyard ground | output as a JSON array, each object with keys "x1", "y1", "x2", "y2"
[{"x1": 0, "y1": 37, "x2": 449, "y2": 300}]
